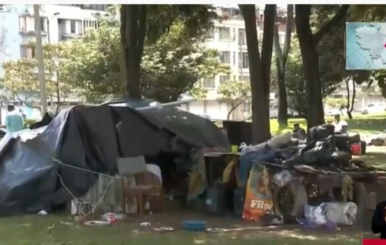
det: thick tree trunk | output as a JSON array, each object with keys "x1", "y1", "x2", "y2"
[
  {"x1": 277, "y1": 58, "x2": 288, "y2": 126},
  {"x1": 121, "y1": 5, "x2": 147, "y2": 99},
  {"x1": 295, "y1": 5, "x2": 349, "y2": 128},
  {"x1": 295, "y1": 5, "x2": 325, "y2": 128},
  {"x1": 274, "y1": 5, "x2": 293, "y2": 127},
  {"x1": 240, "y1": 4, "x2": 275, "y2": 144}
]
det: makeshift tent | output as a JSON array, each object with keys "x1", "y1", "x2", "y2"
[{"x1": 0, "y1": 99, "x2": 229, "y2": 216}]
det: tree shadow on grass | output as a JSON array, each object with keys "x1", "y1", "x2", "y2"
[{"x1": 358, "y1": 147, "x2": 386, "y2": 168}]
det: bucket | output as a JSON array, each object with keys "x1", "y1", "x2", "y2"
[
  {"x1": 351, "y1": 143, "x2": 361, "y2": 156},
  {"x1": 231, "y1": 145, "x2": 238, "y2": 153}
]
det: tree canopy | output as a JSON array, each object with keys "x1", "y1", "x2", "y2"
[
  {"x1": 1, "y1": 42, "x2": 72, "y2": 108},
  {"x1": 120, "y1": 5, "x2": 219, "y2": 98},
  {"x1": 217, "y1": 80, "x2": 251, "y2": 120},
  {"x1": 40, "y1": 18, "x2": 227, "y2": 103}
]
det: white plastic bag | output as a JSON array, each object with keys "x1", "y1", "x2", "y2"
[
  {"x1": 273, "y1": 170, "x2": 292, "y2": 187},
  {"x1": 304, "y1": 203, "x2": 328, "y2": 225},
  {"x1": 325, "y1": 202, "x2": 357, "y2": 225},
  {"x1": 239, "y1": 142, "x2": 266, "y2": 155},
  {"x1": 304, "y1": 202, "x2": 358, "y2": 226}
]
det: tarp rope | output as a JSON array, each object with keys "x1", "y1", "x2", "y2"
[{"x1": 53, "y1": 158, "x2": 120, "y2": 217}]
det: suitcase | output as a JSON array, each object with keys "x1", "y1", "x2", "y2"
[
  {"x1": 360, "y1": 140, "x2": 367, "y2": 155},
  {"x1": 348, "y1": 132, "x2": 361, "y2": 144},
  {"x1": 351, "y1": 143, "x2": 361, "y2": 156}
]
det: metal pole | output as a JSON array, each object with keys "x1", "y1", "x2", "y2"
[
  {"x1": 47, "y1": 19, "x2": 50, "y2": 43},
  {"x1": 47, "y1": 18, "x2": 53, "y2": 112},
  {"x1": 33, "y1": 4, "x2": 48, "y2": 115}
]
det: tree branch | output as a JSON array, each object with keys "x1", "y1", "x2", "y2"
[
  {"x1": 227, "y1": 98, "x2": 249, "y2": 120},
  {"x1": 137, "y1": 5, "x2": 147, "y2": 66},
  {"x1": 273, "y1": 8, "x2": 283, "y2": 68},
  {"x1": 282, "y1": 4, "x2": 294, "y2": 63},
  {"x1": 313, "y1": 5, "x2": 350, "y2": 44},
  {"x1": 239, "y1": 4, "x2": 261, "y2": 59},
  {"x1": 14, "y1": 93, "x2": 40, "y2": 109},
  {"x1": 261, "y1": 4, "x2": 276, "y2": 95}
]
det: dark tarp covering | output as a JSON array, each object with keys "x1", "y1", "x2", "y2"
[{"x1": 0, "y1": 100, "x2": 229, "y2": 216}]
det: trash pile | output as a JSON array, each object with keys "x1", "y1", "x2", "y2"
[{"x1": 237, "y1": 124, "x2": 382, "y2": 186}]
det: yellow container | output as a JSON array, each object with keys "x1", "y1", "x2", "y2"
[{"x1": 231, "y1": 145, "x2": 238, "y2": 153}]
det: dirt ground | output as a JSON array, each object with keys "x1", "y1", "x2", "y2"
[{"x1": 2, "y1": 146, "x2": 386, "y2": 245}]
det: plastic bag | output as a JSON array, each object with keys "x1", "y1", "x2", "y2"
[
  {"x1": 239, "y1": 142, "x2": 266, "y2": 155},
  {"x1": 325, "y1": 202, "x2": 357, "y2": 225},
  {"x1": 273, "y1": 170, "x2": 292, "y2": 187},
  {"x1": 304, "y1": 202, "x2": 357, "y2": 226},
  {"x1": 304, "y1": 203, "x2": 328, "y2": 225}
]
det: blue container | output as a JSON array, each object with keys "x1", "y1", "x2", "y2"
[{"x1": 182, "y1": 220, "x2": 207, "y2": 232}]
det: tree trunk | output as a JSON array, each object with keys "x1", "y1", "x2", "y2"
[
  {"x1": 121, "y1": 5, "x2": 147, "y2": 99},
  {"x1": 240, "y1": 4, "x2": 275, "y2": 144},
  {"x1": 274, "y1": 4, "x2": 293, "y2": 127},
  {"x1": 277, "y1": 58, "x2": 288, "y2": 126},
  {"x1": 295, "y1": 5, "x2": 325, "y2": 128},
  {"x1": 346, "y1": 79, "x2": 356, "y2": 119},
  {"x1": 295, "y1": 5, "x2": 349, "y2": 129}
]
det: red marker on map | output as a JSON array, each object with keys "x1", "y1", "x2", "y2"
[{"x1": 384, "y1": 42, "x2": 386, "y2": 48}]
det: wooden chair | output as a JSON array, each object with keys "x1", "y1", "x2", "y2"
[{"x1": 120, "y1": 163, "x2": 165, "y2": 215}]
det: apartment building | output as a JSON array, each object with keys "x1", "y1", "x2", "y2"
[
  {"x1": 0, "y1": 4, "x2": 108, "y2": 75},
  {"x1": 181, "y1": 5, "x2": 291, "y2": 120}
]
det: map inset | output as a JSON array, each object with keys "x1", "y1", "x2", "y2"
[{"x1": 346, "y1": 22, "x2": 386, "y2": 70}]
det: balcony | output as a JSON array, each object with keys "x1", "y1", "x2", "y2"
[{"x1": 57, "y1": 4, "x2": 108, "y2": 11}]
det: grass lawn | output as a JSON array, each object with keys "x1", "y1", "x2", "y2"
[
  {"x1": 270, "y1": 112, "x2": 386, "y2": 136},
  {"x1": 0, "y1": 214, "x2": 366, "y2": 245}
]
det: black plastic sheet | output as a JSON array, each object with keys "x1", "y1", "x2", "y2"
[{"x1": 0, "y1": 100, "x2": 229, "y2": 216}]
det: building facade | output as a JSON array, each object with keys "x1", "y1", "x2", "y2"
[
  {"x1": 0, "y1": 4, "x2": 291, "y2": 120},
  {"x1": 180, "y1": 5, "x2": 289, "y2": 120},
  {"x1": 0, "y1": 4, "x2": 108, "y2": 76}
]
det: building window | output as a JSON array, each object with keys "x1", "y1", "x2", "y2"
[
  {"x1": 40, "y1": 17, "x2": 46, "y2": 32},
  {"x1": 239, "y1": 52, "x2": 249, "y2": 69},
  {"x1": 206, "y1": 28, "x2": 215, "y2": 39},
  {"x1": 82, "y1": 20, "x2": 98, "y2": 35},
  {"x1": 219, "y1": 76, "x2": 230, "y2": 83},
  {"x1": 19, "y1": 16, "x2": 34, "y2": 32},
  {"x1": 81, "y1": 4, "x2": 106, "y2": 11},
  {"x1": 20, "y1": 45, "x2": 35, "y2": 59},
  {"x1": 238, "y1": 28, "x2": 246, "y2": 45},
  {"x1": 220, "y1": 51, "x2": 230, "y2": 64},
  {"x1": 238, "y1": 76, "x2": 250, "y2": 82},
  {"x1": 70, "y1": 20, "x2": 76, "y2": 34},
  {"x1": 219, "y1": 27, "x2": 230, "y2": 40},
  {"x1": 203, "y1": 77, "x2": 215, "y2": 89}
]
